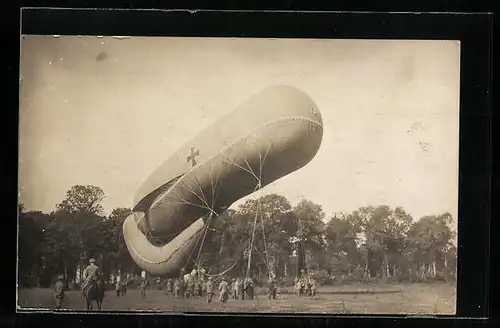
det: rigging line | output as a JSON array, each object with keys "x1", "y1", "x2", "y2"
[
  {"x1": 260, "y1": 203, "x2": 270, "y2": 269},
  {"x1": 204, "y1": 261, "x2": 238, "y2": 278},
  {"x1": 182, "y1": 220, "x2": 208, "y2": 271},
  {"x1": 167, "y1": 186, "x2": 219, "y2": 216},
  {"x1": 247, "y1": 204, "x2": 259, "y2": 277},
  {"x1": 222, "y1": 158, "x2": 259, "y2": 181},
  {"x1": 241, "y1": 156, "x2": 261, "y2": 183},
  {"x1": 173, "y1": 195, "x2": 213, "y2": 213},
  {"x1": 180, "y1": 178, "x2": 213, "y2": 211},
  {"x1": 256, "y1": 146, "x2": 271, "y2": 268},
  {"x1": 194, "y1": 213, "x2": 214, "y2": 269},
  {"x1": 251, "y1": 242, "x2": 270, "y2": 268},
  {"x1": 191, "y1": 176, "x2": 210, "y2": 210},
  {"x1": 260, "y1": 143, "x2": 272, "y2": 173},
  {"x1": 208, "y1": 164, "x2": 216, "y2": 210}
]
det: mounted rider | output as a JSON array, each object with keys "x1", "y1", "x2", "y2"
[{"x1": 81, "y1": 258, "x2": 100, "y2": 299}]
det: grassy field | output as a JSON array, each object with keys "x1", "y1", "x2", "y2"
[{"x1": 17, "y1": 282, "x2": 456, "y2": 315}]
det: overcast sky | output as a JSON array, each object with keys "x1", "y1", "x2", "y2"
[{"x1": 19, "y1": 36, "x2": 460, "y2": 228}]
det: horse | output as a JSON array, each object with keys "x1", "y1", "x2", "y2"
[{"x1": 83, "y1": 279, "x2": 105, "y2": 310}]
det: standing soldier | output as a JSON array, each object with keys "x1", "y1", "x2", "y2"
[
  {"x1": 53, "y1": 275, "x2": 65, "y2": 309},
  {"x1": 244, "y1": 276, "x2": 254, "y2": 300},
  {"x1": 139, "y1": 277, "x2": 148, "y2": 297},
  {"x1": 218, "y1": 277, "x2": 229, "y2": 303},
  {"x1": 205, "y1": 276, "x2": 214, "y2": 303},
  {"x1": 165, "y1": 278, "x2": 173, "y2": 297},
  {"x1": 179, "y1": 268, "x2": 187, "y2": 297},
  {"x1": 295, "y1": 278, "x2": 302, "y2": 296},
  {"x1": 197, "y1": 278, "x2": 203, "y2": 297},
  {"x1": 173, "y1": 279, "x2": 181, "y2": 298},
  {"x1": 231, "y1": 278, "x2": 237, "y2": 299},
  {"x1": 306, "y1": 277, "x2": 312, "y2": 296},
  {"x1": 268, "y1": 277, "x2": 277, "y2": 300},
  {"x1": 310, "y1": 277, "x2": 317, "y2": 297},
  {"x1": 233, "y1": 278, "x2": 241, "y2": 300},
  {"x1": 189, "y1": 278, "x2": 196, "y2": 299},
  {"x1": 115, "y1": 279, "x2": 121, "y2": 297},
  {"x1": 238, "y1": 277, "x2": 244, "y2": 300}
]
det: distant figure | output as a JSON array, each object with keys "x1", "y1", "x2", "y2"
[
  {"x1": 81, "y1": 258, "x2": 100, "y2": 299},
  {"x1": 53, "y1": 275, "x2": 65, "y2": 309},
  {"x1": 310, "y1": 277, "x2": 317, "y2": 297},
  {"x1": 233, "y1": 278, "x2": 241, "y2": 299},
  {"x1": 165, "y1": 278, "x2": 173, "y2": 297},
  {"x1": 268, "y1": 278, "x2": 277, "y2": 300},
  {"x1": 139, "y1": 278, "x2": 148, "y2": 297},
  {"x1": 218, "y1": 277, "x2": 229, "y2": 303},
  {"x1": 305, "y1": 278, "x2": 312, "y2": 296},
  {"x1": 246, "y1": 276, "x2": 255, "y2": 300},
  {"x1": 174, "y1": 279, "x2": 181, "y2": 298},
  {"x1": 115, "y1": 280, "x2": 121, "y2": 297},
  {"x1": 294, "y1": 279, "x2": 301, "y2": 296},
  {"x1": 230, "y1": 278, "x2": 236, "y2": 299},
  {"x1": 237, "y1": 277, "x2": 244, "y2": 300},
  {"x1": 205, "y1": 277, "x2": 214, "y2": 303},
  {"x1": 197, "y1": 279, "x2": 203, "y2": 297}
]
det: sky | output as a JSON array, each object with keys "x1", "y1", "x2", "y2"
[{"x1": 18, "y1": 36, "x2": 460, "y2": 229}]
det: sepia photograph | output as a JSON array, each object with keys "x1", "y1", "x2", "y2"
[{"x1": 18, "y1": 36, "x2": 459, "y2": 314}]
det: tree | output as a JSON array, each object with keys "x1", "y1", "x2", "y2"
[
  {"x1": 97, "y1": 207, "x2": 135, "y2": 278},
  {"x1": 324, "y1": 214, "x2": 362, "y2": 275},
  {"x1": 18, "y1": 210, "x2": 46, "y2": 287},
  {"x1": 56, "y1": 185, "x2": 106, "y2": 216},
  {"x1": 350, "y1": 205, "x2": 413, "y2": 278},
  {"x1": 406, "y1": 213, "x2": 455, "y2": 279},
  {"x1": 292, "y1": 199, "x2": 326, "y2": 273},
  {"x1": 227, "y1": 194, "x2": 294, "y2": 278},
  {"x1": 53, "y1": 185, "x2": 107, "y2": 283}
]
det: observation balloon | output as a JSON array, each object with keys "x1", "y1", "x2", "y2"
[{"x1": 123, "y1": 85, "x2": 323, "y2": 276}]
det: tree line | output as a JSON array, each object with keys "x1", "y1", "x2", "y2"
[{"x1": 18, "y1": 185, "x2": 457, "y2": 288}]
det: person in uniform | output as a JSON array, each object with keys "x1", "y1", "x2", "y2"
[
  {"x1": 81, "y1": 258, "x2": 100, "y2": 299},
  {"x1": 53, "y1": 275, "x2": 65, "y2": 309},
  {"x1": 174, "y1": 279, "x2": 181, "y2": 298},
  {"x1": 244, "y1": 276, "x2": 254, "y2": 300},
  {"x1": 115, "y1": 279, "x2": 121, "y2": 297},
  {"x1": 165, "y1": 278, "x2": 173, "y2": 297},
  {"x1": 306, "y1": 277, "x2": 312, "y2": 296},
  {"x1": 218, "y1": 277, "x2": 229, "y2": 303},
  {"x1": 295, "y1": 279, "x2": 302, "y2": 296},
  {"x1": 310, "y1": 277, "x2": 317, "y2": 297},
  {"x1": 230, "y1": 278, "x2": 236, "y2": 299},
  {"x1": 188, "y1": 279, "x2": 196, "y2": 299},
  {"x1": 268, "y1": 277, "x2": 277, "y2": 300},
  {"x1": 238, "y1": 277, "x2": 244, "y2": 300},
  {"x1": 233, "y1": 278, "x2": 241, "y2": 299},
  {"x1": 197, "y1": 278, "x2": 203, "y2": 297},
  {"x1": 205, "y1": 276, "x2": 214, "y2": 303},
  {"x1": 139, "y1": 277, "x2": 148, "y2": 297}
]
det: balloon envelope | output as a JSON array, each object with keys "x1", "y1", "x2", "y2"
[{"x1": 123, "y1": 85, "x2": 323, "y2": 276}]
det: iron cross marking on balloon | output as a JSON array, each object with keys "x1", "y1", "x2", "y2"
[{"x1": 187, "y1": 146, "x2": 200, "y2": 167}]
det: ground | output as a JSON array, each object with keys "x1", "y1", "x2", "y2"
[{"x1": 17, "y1": 282, "x2": 456, "y2": 314}]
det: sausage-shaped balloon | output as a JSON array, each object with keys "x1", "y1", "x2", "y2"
[{"x1": 123, "y1": 85, "x2": 323, "y2": 276}]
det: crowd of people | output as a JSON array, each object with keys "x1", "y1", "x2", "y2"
[
  {"x1": 52, "y1": 260, "x2": 318, "y2": 309},
  {"x1": 293, "y1": 270, "x2": 317, "y2": 297},
  {"x1": 158, "y1": 274, "x2": 261, "y2": 303}
]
